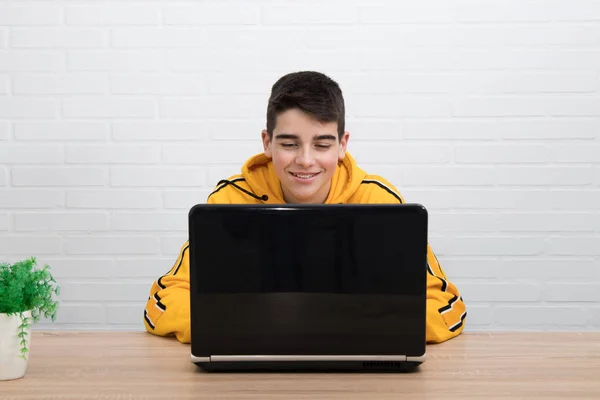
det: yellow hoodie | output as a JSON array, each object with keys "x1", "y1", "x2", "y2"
[{"x1": 144, "y1": 152, "x2": 466, "y2": 344}]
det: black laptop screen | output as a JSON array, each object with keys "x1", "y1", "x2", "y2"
[
  {"x1": 189, "y1": 204, "x2": 428, "y2": 297},
  {"x1": 188, "y1": 204, "x2": 428, "y2": 357}
]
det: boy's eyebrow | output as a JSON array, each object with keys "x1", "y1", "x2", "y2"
[
  {"x1": 275, "y1": 133, "x2": 337, "y2": 141},
  {"x1": 314, "y1": 134, "x2": 337, "y2": 141},
  {"x1": 274, "y1": 133, "x2": 299, "y2": 140}
]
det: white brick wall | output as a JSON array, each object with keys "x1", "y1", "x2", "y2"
[
  {"x1": 0, "y1": 74, "x2": 8, "y2": 95},
  {"x1": 0, "y1": 0, "x2": 599, "y2": 333},
  {"x1": 14, "y1": 122, "x2": 108, "y2": 141},
  {"x1": 0, "y1": 168, "x2": 7, "y2": 187},
  {"x1": 65, "y1": 5, "x2": 161, "y2": 26},
  {"x1": 13, "y1": 73, "x2": 108, "y2": 95},
  {"x1": 0, "y1": 51, "x2": 66, "y2": 72},
  {"x1": 0, "y1": 97, "x2": 59, "y2": 118},
  {"x1": 0, "y1": 122, "x2": 9, "y2": 141},
  {"x1": 14, "y1": 212, "x2": 108, "y2": 232},
  {"x1": 0, "y1": 5, "x2": 62, "y2": 26},
  {"x1": 0, "y1": 212, "x2": 8, "y2": 231},
  {"x1": 11, "y1": 28, "x2": 108, "y2": 49}
]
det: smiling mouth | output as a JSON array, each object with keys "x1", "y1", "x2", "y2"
[{"x1": 290, "y1": 172, "x2": 320, "y2": 179}]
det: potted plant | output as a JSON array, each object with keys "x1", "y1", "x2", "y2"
[{"x1": 0, "y1": 257, "x2": 60, "y2": 381}]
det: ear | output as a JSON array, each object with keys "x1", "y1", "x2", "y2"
[
  {"x1": 338, "y1": 131, "x2": 350, "y2": 161},
  {"x1": 262, "y1": 129, "x2": 273, "y2": 158}
]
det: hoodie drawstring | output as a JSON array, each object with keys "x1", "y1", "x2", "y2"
[{"x1": 216, "y1": 179, "x2": 269, "y2": 202}]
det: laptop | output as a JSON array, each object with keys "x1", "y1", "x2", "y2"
[{"x1": 188, "y1": 203, "x2": 428, "y2": 372}]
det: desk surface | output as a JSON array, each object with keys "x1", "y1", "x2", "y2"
[{"x1": 3, "y1": 332, "x2": 600, "y2": 399}]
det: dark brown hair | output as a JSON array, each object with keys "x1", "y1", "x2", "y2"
[{"x1": 266, "y1": 71, "x2": 345, "y2": 141}]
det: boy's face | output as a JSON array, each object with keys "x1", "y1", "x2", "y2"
[{"x1": 262, "y1": 108, "x2": 349, "y2": 204}]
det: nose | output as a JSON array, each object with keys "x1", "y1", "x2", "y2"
[{"x1": 295, "y1": 147, "x2": 315, "y2": 168}]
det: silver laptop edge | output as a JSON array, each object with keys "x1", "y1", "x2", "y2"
[{"x1": 191, "y1": 354, "x2": 426, "y2": 363}]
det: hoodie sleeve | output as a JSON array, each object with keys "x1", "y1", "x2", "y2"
[
  {"x1": 354, "y1": 175, "x2": 467, "y2": 344},
  {"x1": 143, "y1": 241, "x2": 192, "y2": 343},
  {"x1": 143, "y1": 185, "x2": 240, "y2": 343},
  {"x1": 425, "y1": 244, "x2": 467, "y2": 343}
]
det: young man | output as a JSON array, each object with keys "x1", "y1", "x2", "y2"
[{"x1": 144, "y1": 71, "x2": 466, "y2": 344}]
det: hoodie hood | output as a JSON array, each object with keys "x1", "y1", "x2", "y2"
[{"x1": 240, "y1": 152, "x2": 367, "y2": 204}]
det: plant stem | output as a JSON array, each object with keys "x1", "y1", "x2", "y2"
[{"x1": 18, "y1": 311, "x2": 31, "y2": 360}]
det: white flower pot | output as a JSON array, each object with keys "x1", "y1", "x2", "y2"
[{"x1": 0, "y1": 311, "x2": 32, "y2": 381}]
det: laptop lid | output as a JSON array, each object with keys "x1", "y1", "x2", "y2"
[{"x1": 188, "y1": 204, "x2": 428, "y2": 366}]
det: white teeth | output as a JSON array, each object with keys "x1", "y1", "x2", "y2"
[{"x1": 293, "y1": 173, "x2": 316, "y2": 179}]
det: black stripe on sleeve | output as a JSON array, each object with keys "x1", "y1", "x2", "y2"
[
  {"x1": 207, "y1": 177, "x2": 246, "y2": 199},
  {"x1": 438, "y1": 295, "x2": 458, "y2": 314},
  {"x1": 153, "y1": 293, "x2": 166, "y2": 311},
  {"x1": 155, "y1": 244, "x2": 189, "y2": 290},
  {"x1": 173, "y1": 245, "x2": 189, "y2": 276},
  {"x1": 157, "y1": 276, "x2": 166, "y2": 290},
  {"x1": 428, "y1": 263, "x2": 448, "y2": 292},
  {"x1": 360, "y1": 180, "x2": 403, "y2": 203},
  {"x1": 449, "y1": 312, "x2": 467, "y2": 332},
  {"x1": 144, "y1": 310, "x2": 155, "y2": 330}
]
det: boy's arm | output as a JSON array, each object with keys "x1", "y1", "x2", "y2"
[
  {"x1": 425, "y1": 244, "x2": 467, "y2": 343},
  {"x1": 142, "y1": 185, "x2": 238, "y2": 343},
  {"x1": 143, "y1": 241, "x2": 191, "y2": 343}
]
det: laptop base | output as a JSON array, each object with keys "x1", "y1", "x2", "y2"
[{"x1": 194, "y1": 360, "x2": 423, "y2": 373}]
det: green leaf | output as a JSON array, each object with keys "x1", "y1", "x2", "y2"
[
  {"x1": 0, "y1": 257, "x2": 60, "y2": 318},
  {"x1": 1, "y1": 258, "x2": 60, "y2": 359}
]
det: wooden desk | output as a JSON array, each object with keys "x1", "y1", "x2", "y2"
[{"x1": 2, "y1": 332, "x2": 600, "y2": 399}]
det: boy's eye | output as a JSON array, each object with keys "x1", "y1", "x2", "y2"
[
  {"x1": 281, "y1": 143, "x2": 296, "y2": 148},
  {"x1": 316, "y1": 144, "x2": 331, "y2": 149}
]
